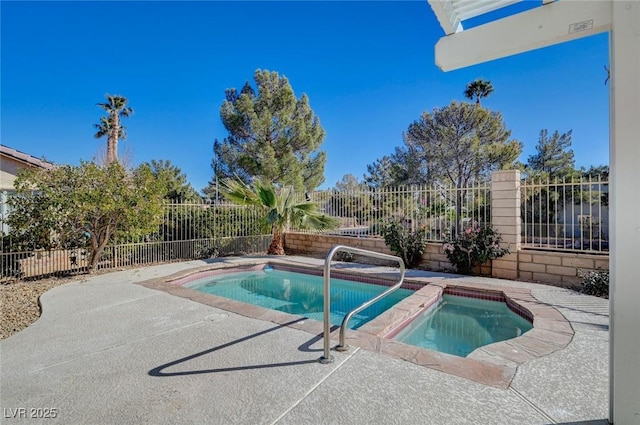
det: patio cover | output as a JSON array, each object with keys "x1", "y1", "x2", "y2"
[{"x1": 429, "y1": 0, "x2": 610, "y2": 71}]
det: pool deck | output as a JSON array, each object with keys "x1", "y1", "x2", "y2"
[{"x1": 0, "y1": 256, "x2": 609, "y2": 424}]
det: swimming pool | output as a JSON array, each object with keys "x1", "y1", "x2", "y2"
[
  {"x1": 393, "y1": 294, "x2": 533, "y2": 357},
  {"x1": 184, "y1": 267, "x2": 413, "y2": 329}
]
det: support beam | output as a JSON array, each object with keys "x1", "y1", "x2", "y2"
[
  {"x1": 609, "y1": 2, "x2": 640, "y2": 423},
  {"x1": 428, "y1": 0, "x2": 462, "y2": 35},
  {"x1": 453, "y1": 0, "x2": 521, "y2": 23},
  {"x1": 434, "y1": 0, "x2": 611, "y2": 71}
]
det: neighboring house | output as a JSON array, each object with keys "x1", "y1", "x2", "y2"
[
  {"x1": 1, "y1": 144, "x2": 53, "y2": 191},
  {"x1": 1, "y1": 144, "x2": 54, "y2": 234}
]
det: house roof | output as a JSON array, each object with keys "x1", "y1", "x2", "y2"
[{"x1": 0, "y1": 144, "x2": 54, "y2": 170}]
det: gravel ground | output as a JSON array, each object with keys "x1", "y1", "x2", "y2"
[{"x1": 0, "y1": 276, "x2": 80, "y2": 340}]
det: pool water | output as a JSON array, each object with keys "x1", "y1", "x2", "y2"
[
  {"x1": 394, "y1": 295, "x2": 533, "y2": 357},
  {"x1": 186, "y1": 269, "x2": 413, "y2": 329}
]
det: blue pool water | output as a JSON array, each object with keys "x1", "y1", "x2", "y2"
[
  {"x1": 186, "y1": 269, "x2": 413, "y2": 329},
  {"x1": 394, "y1": 295, "x2": 533, "y2": 357}
]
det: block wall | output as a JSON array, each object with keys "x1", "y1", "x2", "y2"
[
  {"x1": 518, "y1": 250, "x2": 609, "y2": 287},
  {"x1": 284, "y1": 232, "x2": 608, "y2": 288}
]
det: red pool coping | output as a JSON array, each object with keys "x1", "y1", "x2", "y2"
[{"x1": 135, "y1": 259, "x2": 574, "y2": 389}]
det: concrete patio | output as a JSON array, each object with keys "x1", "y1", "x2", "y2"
[{"x1": 0, "y1": 257, "x2": 609, "y2": 424}]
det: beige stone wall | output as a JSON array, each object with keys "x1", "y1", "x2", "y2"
[
  {"x1": 285, "y1": 232, "x2": 465, "y2": 273},
  {"x1": 420, "y1": 242, "x2": 456, "y2": 273},
  {"x1": 284, "y1": 232, "x2": 394, "y2": 259},
  {"x1": 518, "y1": 250, "x2": 609, "y2": 288},
  {"x1": 284, "y1": 232, "x2": 608, "y2": 288}
]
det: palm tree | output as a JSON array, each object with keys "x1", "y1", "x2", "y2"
[
  {"x1": 220, "y1": 178, "x2": 339, "y2": 255},
  {"x1": 94, "y1": 94, "x2": 133, "y2": 164},
  {"x1": 464, "y1": 79, "x2": 494, "y2": 106}
]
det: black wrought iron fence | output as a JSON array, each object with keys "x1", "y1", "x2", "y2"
[{"x1": 0, "y1": 200, "x2": 270, "y2": 281}]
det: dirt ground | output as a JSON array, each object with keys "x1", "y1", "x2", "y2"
[{"x1": 0, "y1": 276, "x2": 80, "y2": 340}]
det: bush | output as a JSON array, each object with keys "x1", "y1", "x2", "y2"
[
  {"x1": 380, "y1": 217, "x2": 428, "y2": 268},
  {"x1": 579, "y1": 268, "x2": 609, "y2": 298},
  {"x1": 335, "y1": 251, "x2": 355, "y2": 262},
  {"x1": 443, "y1": 224, "x2": 509, "y2": 274}
]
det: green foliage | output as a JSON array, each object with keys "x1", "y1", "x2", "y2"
[
  {"x1": 380, "y1": 217, "x2": 428, "y2": 268},
  {"x1": 579, "y1": 268, "x2": 609, "y2": 298},
  {"x1": 525, "y1": 129, "x2": 577, "y2": 180},
  {"x1": 404, "y1": 101, "x2": 522, "y2": 187},
  {"x1": 370, "y1": 101, "x2": 519, "y2": 233},
  {"x1": 220, "y1": 178, "x2": 339, "y2": 255},
  {"x1": 364, "y1": 155, "x2": 397, "y2": 188},
  {"x1": 464, "y1": 79, "x2": 494, "y2": 106},
  {"x1": 522, "y1": 130, "x2": 605, "y2": 247},
  {"x1": 334, "y1": 174, "x2": 362, "y2": 192},
  {"x1": 366, "y1": 102, "x2": 521, "y2": 190},
  {"x1": 364, "y1": 148, "x2": 425, "y2": 188},
  {"x1": 581, "y1": 165, "x2": 609, "y2": 207},
  {"x1": 580, "y1": 164, "x2": 609, "y2": 180},
  {"x1": 7, "y1": 161, "x2": 164, "y2": 272},
  {"x1": 443, "y1": 224, "x2": 509, "y2": 274},
  {"x1": 144, "y1": 159, "x2": 201, "y2": 202},
  {"x1": 210, "y1": 69, "x2": 327, "y2": 193},
  {"x1": 160, "y1": 205, "x2": 263, "y2": 242},
  {"x1": 329, "y1": 175, "x2": 373, "y2": 226}
]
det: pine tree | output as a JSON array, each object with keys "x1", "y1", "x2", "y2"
[
  {"x1": 208, "y1": 69, "x2": 326, "y2": 194},
  {"x1": 526, "y1": 129, "x2": 576, "y2": 180}
]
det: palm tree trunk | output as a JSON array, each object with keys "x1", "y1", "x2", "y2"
[
  {"x1": 106, "y1": 115, "x2": 120, "y2": 165},
  {"x1": 267, "y1": 229, "x2": 285, "y2": 255},
  {"x1": 106, "y1": 134, "x2": 116, "y2": 165}
]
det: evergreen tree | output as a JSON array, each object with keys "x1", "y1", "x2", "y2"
[
  {"x1": 403, "y1": 101, "x2": 521, "y2": 188},
  {"x1": 365, "y1": 102, "x2": 521, "y2": 189},
  {"x1": 335, "y1": 174, "x2": 362, "y2": 192},
  {"x1": 144, "y1": 159, "x2": 201, "y2": 202},
  {"x1": 526, "y1": 129, "x2": 576, "y2": 180},
  {"x1": 364, "y1": 147, "x2": 425, "y2": 188},
  {"x1": 581, "y1": 164, "x2": 609, "y2": 180},
  {"x1": 208, "y1": 69, "x2": 326, "y2": 194},
  {"x1": 364, "y1": 155, "x2": 398, "y2": 188},
  {"x1": 365, "y1": 101, "x2": 520, "y2": 234}
]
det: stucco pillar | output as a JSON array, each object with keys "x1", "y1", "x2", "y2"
[
  {"x1": 610, "y1": 2, "x2": 640, "y2": 423},
  {"x1": 490, "y1": 170, "x2": 521, "y2": 280}
]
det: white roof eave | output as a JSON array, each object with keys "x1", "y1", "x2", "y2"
[
  {"x1": 427, "y1": 0, "x2": 611, "y2": 71},
  {"x1": 427, "y1": 0, "x2": 525, "y2": 35}
]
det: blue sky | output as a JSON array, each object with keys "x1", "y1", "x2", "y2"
[{"x1": 1, "y1": 1, "x2": 609, "y2": 192}]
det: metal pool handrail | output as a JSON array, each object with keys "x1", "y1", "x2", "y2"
[{"x1": 319, "y1": 245, "x2": 406, "y2": 364}]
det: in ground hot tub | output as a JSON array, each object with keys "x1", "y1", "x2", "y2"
[{"x1": 391, "y1": 292, "x2": 533, "y2": 357}]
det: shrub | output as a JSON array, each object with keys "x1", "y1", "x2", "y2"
[
  {"x1": 380, "y1": 217, "x2": 428, "y2": 268},
  {"x1": 335, "y1": 251, "x2": 355, "y2": 262},
  {"x1": 579, "y1": 268, "x2": 609, "y2": 298},
  {"x1": 443, "y1": 224, "x2": 509, "y2": 274}
]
